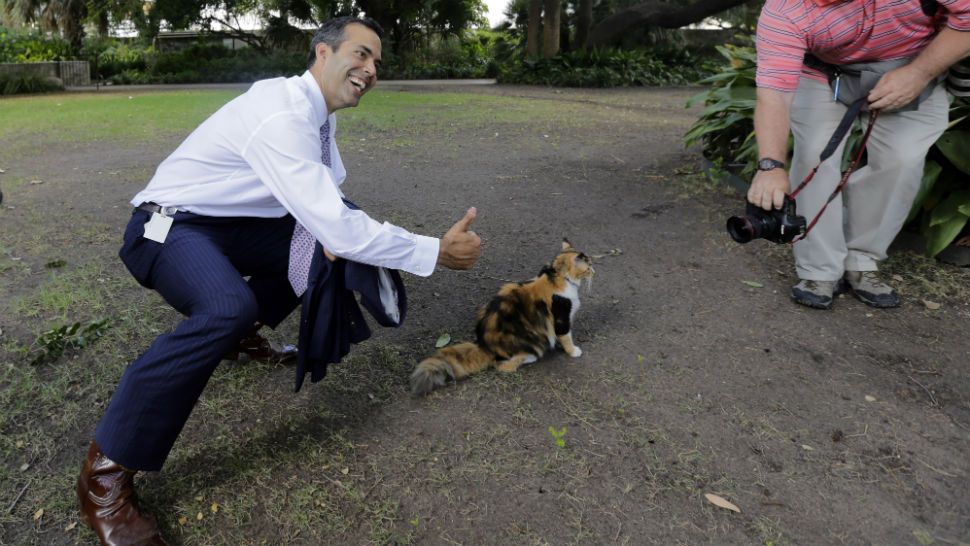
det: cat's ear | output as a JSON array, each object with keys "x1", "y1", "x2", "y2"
[{"x1": 561, "y1": 238, "x2": 572, "y2": 250}]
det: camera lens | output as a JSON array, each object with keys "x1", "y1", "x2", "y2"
[{"x1": 727, "y1": 215, "x2": 756, "y2": 243}]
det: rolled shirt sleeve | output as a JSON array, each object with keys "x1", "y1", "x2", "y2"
[
  {"x1": 941, "y1": 0, "x2": 970, "y2": 31},
  {"x1": 241, "y1": 111, "x2": 440, "y2": 277}
]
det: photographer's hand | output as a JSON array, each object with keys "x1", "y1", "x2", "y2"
[
  {"x1": 748, "y1": 169, "x2": 790, "y2": 211},
  {"x1": 868, "y1": 65, "x2": 930, "y2": 112},
  {"x1": 751, "y1": 87, "x2": 794, "y2": 210},
  {"x1": 869, "y1": 27, "x2": 970, "y2": 112}
]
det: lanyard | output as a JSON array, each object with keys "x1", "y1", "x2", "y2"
[{"x1": 789, "y1": 97, "x2": 880, "y2": 243}]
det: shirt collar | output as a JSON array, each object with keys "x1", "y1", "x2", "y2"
[{"x1": 300, "y1": 70, "x2": 330, "y2": 128}]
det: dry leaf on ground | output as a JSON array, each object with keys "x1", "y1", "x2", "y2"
[
  {"x1": 32, "y1": 508, "x2": 44, "y2": 521},
  {"x1": 922, "y1": 300, "x2": 941, "y2": 310},
  {"x1": 704, "y1": 493, "x2": 741, "y2": 513}
]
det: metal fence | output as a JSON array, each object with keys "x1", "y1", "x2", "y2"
[{"x1": 0, "y1": 61, "x2": 91, "y2": 87}]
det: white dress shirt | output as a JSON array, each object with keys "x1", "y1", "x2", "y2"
[{"x1": 131, "y1": 71, "x2": 439, "y2": 277}]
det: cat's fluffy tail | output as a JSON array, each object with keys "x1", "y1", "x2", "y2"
[{"x1": 410, "y1": 342, "x2": 494, "y2": 396}]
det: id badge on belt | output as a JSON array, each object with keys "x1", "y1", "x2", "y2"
[{"x1": 144, "y1": 210, "x2": 174, "y2": 243}]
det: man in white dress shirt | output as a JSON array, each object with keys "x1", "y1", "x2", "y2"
[{"x1": 76, "y1": 17, "x2": 481, "y2": 546}]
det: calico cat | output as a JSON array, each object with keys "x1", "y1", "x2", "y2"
[{"x1": 410, "y1": 240, "x2": 594, "y2": 395}]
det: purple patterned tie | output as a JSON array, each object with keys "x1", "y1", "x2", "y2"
[{"x1": 288, "y1": 119, "x2": 331, "y2": 296}]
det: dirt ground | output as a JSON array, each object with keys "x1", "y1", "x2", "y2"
[{"x1": 2, "y1": 84, "x2": 969, "y2": 546}]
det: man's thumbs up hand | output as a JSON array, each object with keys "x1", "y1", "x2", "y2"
[{"x1": 438, "y1": 207, "x2": 481, "y2": 270}]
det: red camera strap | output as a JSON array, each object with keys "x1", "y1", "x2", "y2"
[{"x1": 788, "y1": 98, "x2": 880, "y2": 244}]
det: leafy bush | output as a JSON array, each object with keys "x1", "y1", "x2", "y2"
[
  {"x1": 0, "y1": 73, "x2": 64, "y2": 95},
  {"x1": 683, "y1": 43, "x2": 758, "y2": 175},
  {"x1": 0, "y1": 27, "x2": 71, "y2": 62},
  {"x1": 498, "y1": 48, "x2": 714, "y2": 87},
  {"x1": 381, "y1": 30, "x2": 502, "y2": 80},
  {"x1": 908, "y1": 98, "x2": 970, "y2": 256},
  {"x1": 684, "y1": 42, "x2": 970, "y2": 256},
  {"x1": 82, "y1": 38, "x2": 151, "y2": 81},
  {"x1": 101, "y1": 43, "x2": 305, "y2": 85}
]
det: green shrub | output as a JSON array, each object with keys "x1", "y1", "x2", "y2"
[
  {"x1": 381, "y1": 30, "x2": 501, "y2": 80},
  {"x1": 94, "y1": 43, "x2": 305, "y2": 85},
  {"x1": 82, "y1": 38, "x2": 152, "y2": 81},
  {"x1": 0, "y1": 26, "x2": 71, "y2": 62},
  {"x1": 684, "y1": 42, "x2": 970, "y2": 256},
  {"x1": 498, "y1": 48, "x2": 714, "y2": 87},
  {"x1": 683, "y1": 43, "x2": 759, "y2": 175},
  {"x1": 0, "y1": 73, "x2": 65, "y2": 95},
  {"x1": 908, "y1": 97, "x2": 970, "y2": 255}
]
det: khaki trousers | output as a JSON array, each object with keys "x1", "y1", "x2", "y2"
[{"x1": 789, "y1": 78, "x2": 949, "y2": 281}]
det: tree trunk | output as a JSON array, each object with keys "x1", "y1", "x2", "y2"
[
  {"x1": 559, "y1": 3, "x2": 570, "y2": 52},
  {"x1": 526, "y1": 0, "x2": 542, "y2": 59},
  {"x1": 586, "y1": 0, "x2": 752, "y2": 49},
  {"x1": 64, "y1": 0, "x2": 87, "y2": 56},
  {"x1": 575, "y1": 0, "x2": 593, "y2": 50},
  {"x1": 97, "y1": 10, "x2": 109, "y2": 38},
  {"x1": 542, "y1": 0, "x2": 560, "y2": 58}
]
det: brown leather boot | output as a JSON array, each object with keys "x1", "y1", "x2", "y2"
[
  {"x1": 77, "y1": 441, "x2": 168, "y2": 546},
  {"x1": 224, "y1": 324, "x2": 297, "y2": 364}
]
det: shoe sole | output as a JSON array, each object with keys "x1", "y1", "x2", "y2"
[
  {"x1": 838, "y1": 280, "x2": 900, "y2": 308},
  {"x1": 790, "y1": 294, "x2": 833, "y2": 310}
]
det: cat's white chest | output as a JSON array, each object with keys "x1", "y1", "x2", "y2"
[
  {"x1": 547, "y1": 282, "x2": 582, "y2": 348},
  {"x1": 562, "y1": 282, "x2": 581, "y2": 319}
]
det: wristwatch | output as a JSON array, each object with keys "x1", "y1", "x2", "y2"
[{"x1": 757, "y1": 158, "x2": 786, "y2": 171}]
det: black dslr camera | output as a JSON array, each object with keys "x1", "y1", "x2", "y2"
[{"x1": 726, "y1": 195, "x2": 806, "y2": 244}]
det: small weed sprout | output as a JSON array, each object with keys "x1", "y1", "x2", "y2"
[
  {"x1": 30, "y1": 318, "x2": 111, "y2": 365},
  {"x1": 548, "y1": 426, "x2": 567, "y2": 448}
]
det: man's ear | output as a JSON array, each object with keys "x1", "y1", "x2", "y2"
[{"x1": 315, "y1": 42, "x2": 330, "y2": 66}]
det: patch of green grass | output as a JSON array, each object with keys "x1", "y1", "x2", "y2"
[
  {"x1": 339, "y1": 90, "x2": 585, "y2": 135},
  {"x1": 0, "y1": 91, "x2": 242, "y2": 147},
  {"x1": 12, "y1": 262, "x2": 124, "y2": 321},
  {"x1": 0, "y1": 88, "x2": 588, "y2": 157},
  {"x1": 750, "y1": 516, "x2": 790, "y2": 546}
]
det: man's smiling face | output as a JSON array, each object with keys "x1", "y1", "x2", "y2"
[{"x1": 313, "y1": 23, "x2": 381, "y2": 112}]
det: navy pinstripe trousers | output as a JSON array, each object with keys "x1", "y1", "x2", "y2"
[{"x1": 96, "y1": 209, "x2": 300, "y2": 471}]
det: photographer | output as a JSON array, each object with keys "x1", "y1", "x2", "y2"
[{"x1": 749, "y1": 0, "x2": 970, "y2": 309}]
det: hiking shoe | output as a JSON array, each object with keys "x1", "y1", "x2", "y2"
[
  {"x1": 842, "y1": 270, "x2": 900, "y2": 308},
  {"x1": 791, "y1": 279, "x2": 837, "y2": 309}
]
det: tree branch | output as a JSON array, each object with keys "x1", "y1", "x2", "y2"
[{"x1": 586, "y1": 0, "x2": 753, "y2": 49}]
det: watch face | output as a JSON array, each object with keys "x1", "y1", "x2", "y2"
[{"x1": 759, "y1": 159, "x2": 782, "y2": 170}]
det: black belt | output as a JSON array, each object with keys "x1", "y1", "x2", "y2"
[{"x1": 136, "y1": 202, "x2": 180, "y2": 215}]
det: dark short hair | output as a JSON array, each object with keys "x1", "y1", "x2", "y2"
[{"x1": 306, "y1": 17, "x2": 385, "y2": 69}]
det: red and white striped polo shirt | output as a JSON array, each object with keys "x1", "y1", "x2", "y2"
[{"x1": 756, "y1": 0, "x2": 970, "y2": 92}]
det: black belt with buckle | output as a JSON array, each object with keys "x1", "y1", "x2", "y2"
[{"x1": 136, "y1": 202, "x2": 179, "y2": 215}]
